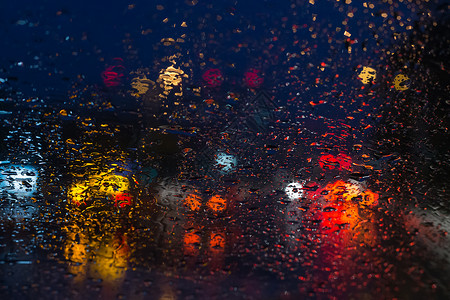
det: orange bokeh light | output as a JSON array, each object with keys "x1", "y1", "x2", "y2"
[
  {"x1": 184, "y1": 231, "x2": 201, "y2": 255},
  {"x1": 184, "y1": 192, "x2": 202, "y2": 211},
  {"x1": 360, "y1": 190, "x2": 379, "y2": 206},
  {"x1": 318, "y1": 180, "x2": 379, "y2": 234},
  {"x1": 206, "y1": 195, "x2": 227, "y2": 212},
  {"x1": 210, "y1": 231, "x2": 225, "y2": 253}
]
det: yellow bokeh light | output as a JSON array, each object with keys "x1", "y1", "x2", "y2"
[
  {"x1": 91, "y1": 244, "x2": 128, "y2": 282},
  {"x1": 358, "y1": 66, "x2": 377, "y2": 84},
  {"x1": 64, "y1": 226, "x2": 129, "y2": 283},
  {"x1": 157, "y1": 65, "x2": 188, "y2": 98},
  {"x1": 393, "y1": 74, "x2": 410, "y2": 91},
  {"x1": 68, "y1": 172, "x2": 129, "y2": 206},
  {"x1": 93, "y1": 172, "x2": 129, "y2": 195},
  {"x1": 130, "y1": 74, "x2": 154, "y2": 97},
  {"x1": 323, "y1": 180, "x2": 379, "y2": 207},
  {"x1": 64, "y1": 228, "x2": 89, "y2": 282},
  {"x1": 68, "y1": 181, "x2": 90, "y2": 206}
]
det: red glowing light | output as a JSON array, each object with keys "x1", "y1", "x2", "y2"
[
  {"x1": 114, "y1": 193, "x2": 132, "y2": 208},
  {"x1": 318, "y1": 154, "x2": 339, "y2": 170},
  {"x1": 336, "y1": 153, "x2": 352, "y2": 171},
  {"x1": 101, "y1": 59, "x2": 126, "y2": 87},
  {"x1": 202, "y1": 69, "x2": 224, "y2": 87},
  {"x1": 318, "y1": 153, "x2": 352, "y2": 171},
  {"x1": 244, "y1": 69, "x2": 264, "y2": 89},
  {"x1": 313, "y1": 180, "x2": 379, "y2": 236}
]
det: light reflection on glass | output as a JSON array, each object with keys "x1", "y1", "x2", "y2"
[
  {"x1": 182, "y1": 224, "x2": 227, "y2": 270},
  {"x1": 295, "y1": 179, "x2": 381, "y2": 293},
  {"x1": 309, "y1": 180, "x2": 380, "y2": 251},
  {"x1": 64, "y1": 225, "x2": 129, "y2": 283},
  {"x1": 159, "y1": 284, "x2": 176, "y2": 300}
]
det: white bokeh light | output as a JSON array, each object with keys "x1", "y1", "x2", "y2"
[
  {"x1": 285, "y1": 182, "x2": 304, "y2": 200},
  {"x1": 0, "y1": 165, "x2": 38, "y2": 197},
  {"x1": 215, "y1": 152, "x2": 237, "y2": 173}
]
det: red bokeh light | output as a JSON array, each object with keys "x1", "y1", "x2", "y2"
[
  {"x1": 101, "y1": 58, "x2": 125, "y2": 87},
  {"x1": 244, "y1": 69, "x2": 264, "y2": 89},
  {"x1": 309, "y1": 180, "x2": 379, "y2": 237},
  {"x1": 318, "y1": 154, "x2": 339, "y2": 170},
  {"x1": 202, "y1": 68, "x2": 224, "y2": 87},
  {"x1": 114, "y1": 193, "x2": 132, "y2": 208},
  {"x1": 318, "y1": 153, "x2": 352, "y2": 171}
]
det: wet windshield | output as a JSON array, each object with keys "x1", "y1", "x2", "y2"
[{"x1": 0, "y1": 0, "x2": 449, "y2": 299}]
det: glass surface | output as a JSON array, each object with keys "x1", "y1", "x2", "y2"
[{"x1": 0, "y1": 0, "x2": 449, "y2": 299}]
